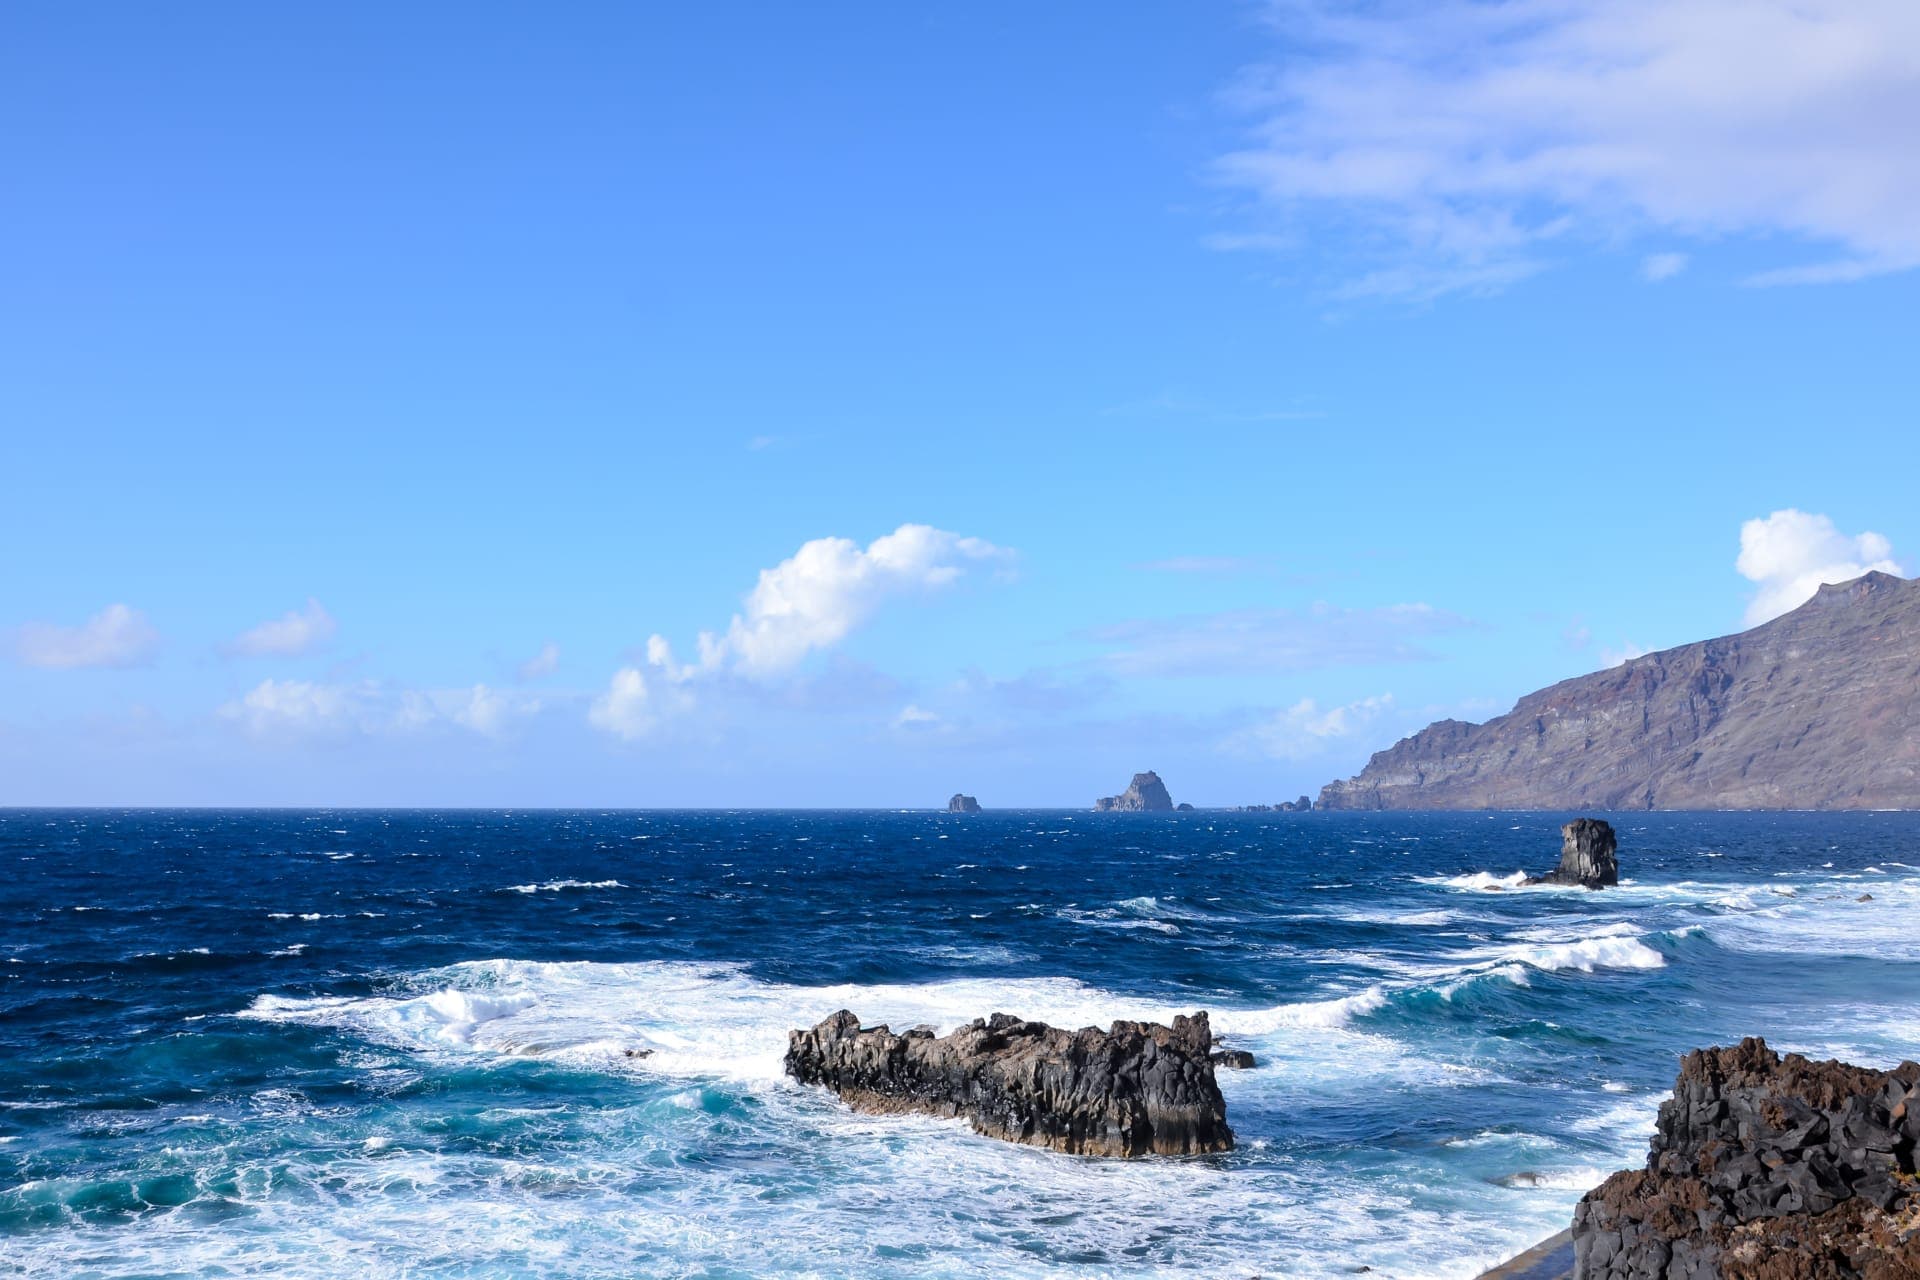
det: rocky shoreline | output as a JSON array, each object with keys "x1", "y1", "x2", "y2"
[
  {"x1": 784, "y1": 1008, "x2": 1234, "y2": 1157},
  {"x1": 1482, "y1": 1038, "x2": 1919, "y2": 1280}
]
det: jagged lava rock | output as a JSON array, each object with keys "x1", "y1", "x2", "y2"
[
  {"x1": 1525, "y1": 818, "x2": 1619, "y2": 889},
  {"x1": 1096, "y1": 771, "x2": 1174, "y2": 812},
  {"x1": 947, "y1": 794, "x2": 981, "y2": 813},
  {"x1": 1318, "y1": 570, "x2": 1920, "y2": 810},
  {"x1": 783, "y1": 1009, "x2": 1234, "y2": 1157},
  {"x1": 1573, "y1": 1037, "x2": 1920, "y2": 1280}
]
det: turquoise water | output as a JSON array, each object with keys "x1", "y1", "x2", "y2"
[{"x1": 2, "y1": 809, "x2": 1916, "y2": 1278}]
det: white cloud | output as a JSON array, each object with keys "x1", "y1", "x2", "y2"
[
  {"x1": 228, "y1": 599, "x2": 336, "y2": 657},
  {"x1": 13, "y1": 604, "x2": 159, "y2": 669},
  {"x1": 1090, "y1": 602, "x2": 1469, "y2": 677},
  {"x1": 1228, "y1": 694, "x2": 1396, "y2": 760},
  {"x1": 647, "y1": 524, "x2": 1011, "y2": 680},
  {"x1": 222, "y1": 679, "x2": 537, "y2": 739},
  {"x1": 1217, "y1": 0, "x2": 1920, "y2": 297},
  {"x1": 588, "y1": 668, "x2": 657, "y2": 741},
  {"x1": 517, "y1": 641, "x2": 560, "y2": 682},
  {"x1": 1736, "y1": 508, "x2": 1902, "y2": 625},
  {"x1": 892, "y1": 704, "x2": 941, "y2": 729},
  {"x1": 221, "y1": 678, "x2": 366, "y2": 736},
  {"x1": 1640, "y1": 252, "x2": 1689, "y2": 282},
  {"x1": 1601, "y1": 641, "x2": 1652, "y2": 668}
]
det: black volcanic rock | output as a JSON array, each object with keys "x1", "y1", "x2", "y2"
[
  {"x1": 1096, "y1": 771, "x2": 1174, "y2": 812},
  {"x1": 784, "y1": 1009, "x2": 1233, "y2": 1157},
  {"x1": 1573, "y1": 1037, "x2": 1920, "y2": 1279},
  {"x1": 1319, "y1": 571, "x2": 1920, "y2": 810},
  {"x1": 947, "y1": 794, "x2": 981, "y2": 813},
  {"x1": 1524, "y1": 818, "x2": 1619, "y2": 889}
]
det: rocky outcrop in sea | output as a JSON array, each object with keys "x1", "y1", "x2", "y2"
[
  {"x1": 947, "y1": 794, "x2": 981, "y2": 813},
  {"x1": 783, "y1": 1009, "x2": 1234, "y2": 1157},
  {"x1": 1318, "y1": 570, "x2": 1920, "y2": 810},
  {"x1": 1573, "y1": 1037, "x2": 1920, "y2": 1279},
  {"x1": 1525, "y1": 818, "x2": 1619, "y2": 889},
  {"x1": 1096, "y1": 771, "x2": 1174, "y2": 812}
]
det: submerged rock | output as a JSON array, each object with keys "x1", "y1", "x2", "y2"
[
  {"x1": 947, "y1": 793, "x2": 981, "y2": 813},
  {"x1": 1210, "y1": 1048, "x2": 1257, "y2": 1070},
  {"x1": 1573, "y1": 1037, "x2": 1920, "y2": 1279},
  {"x1": 1525, "y1": 818, "x2": 1619, "y2": 889},
  {"x1": 1096, "y1": 771, "x2": 1175, "y2": 812},
  {"x1": 784, "y1": 1009, "x2": 1233, "y2": 1157}
]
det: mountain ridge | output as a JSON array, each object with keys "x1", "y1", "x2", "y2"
[{"x1": 1318, "y1": 571, "x2": 1920, "y2": 811}]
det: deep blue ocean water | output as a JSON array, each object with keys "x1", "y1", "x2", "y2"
[{"x1": 2, "y1": 809, "x2": 1916, "y2": 1279}]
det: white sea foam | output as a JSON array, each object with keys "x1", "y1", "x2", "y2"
[
  {"x1": 1419, "y1": 870, "x2": 1529, "y2": 891},
  {"x1": 503, "y1": 879, "x2": 626, "y2": 894}
]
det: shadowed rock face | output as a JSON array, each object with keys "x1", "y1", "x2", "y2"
[
  {"x1": 947, "y1": 794, "x2": 981, "y2": 813},
  {"x1": 1525, "y1": 818, "x2": 1619, "y2": 888},
  {"x1": 1319, "y1": 571, "x2": 1920, "y2": 810},
  {"x1": 1574, "y1": 1037, "x2": 1920, "y2": 1280},
  {"x1": 1096, "y1": 771, "x2": 1174, "y2": 811},
  {"x1": 783, "y1": 1009, "x2": 1233, "y2": 1157}
]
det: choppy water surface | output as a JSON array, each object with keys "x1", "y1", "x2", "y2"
[{"x1": 2, "y1": 809, "x2": 1916, "y2": 1278}]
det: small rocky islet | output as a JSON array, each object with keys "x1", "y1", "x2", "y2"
[{"x1": 784, "y1": 1008, "x2": 1235, "y2": 1157}]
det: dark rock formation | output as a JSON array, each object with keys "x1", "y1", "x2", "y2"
[
  {"x1": 1175, "y1": 802, "x2": 1195, "y2": 812},
  {"x1": 1096, "y1": 771, "x2": 1175, "y2": 812},
  {"x1": 947, "y1": 793, "x2": 981, "y2": 813},
  {"x1": 1573, "y1": 1037, "x2": 1920, "y2": 1279},
  {"x1": 1524, "y1": 818, "x2": 1619, "y2": 889},
  {"x1": 783, "y1": 1009, "x2": 1233, "y2": 1157},
  {"x1": 1319, "y1": 570, "x2": 1920, "y2": 810},
  {"x1": 1211, "y1": 1048, "x2": 1257, "y2": 1070}
]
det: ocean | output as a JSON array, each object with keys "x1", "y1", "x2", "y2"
[{"x1": 2, "y1": 808, "x2": 1916, "y2": 1278}]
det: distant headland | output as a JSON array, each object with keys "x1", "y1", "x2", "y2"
[{"x1": 1320, "y1": 570, "x2": 1920, "y2": 811}]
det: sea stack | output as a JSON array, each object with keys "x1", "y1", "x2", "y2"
[
  {"x1": 1573, "y1": 1037, "x2": 1920, "y2": 1277},
  {"x1": 1525, "y1": 818, "x2": 1619, "y2": 889},
  {"x1": 947, "y1": 793, "x2": 981, "y2": 813},
  {"x1": 1096, "y1": 771, "x2": 1174, "y2": 812},
  {"x1": 784, "y1": 1009, "x2": 1234, "y2": 1157}
]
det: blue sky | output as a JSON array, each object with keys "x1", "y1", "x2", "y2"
[{"x1": 4, "y1": 1, "x2": 1917, "y2": 806}]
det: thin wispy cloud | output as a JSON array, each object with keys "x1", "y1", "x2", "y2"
[
  {"x1": 1134, "y1": 556, "x2": 1268, "y2": 576},
  {"x1": 227, "y1": 598, "x2": 336, "y2": 657},
  {"x1": 1088, "y1": 602, "x2": 1472, "y2": 678},
  {"x1": 12, "y1": 604, "x2": 159, "y2": 670},
  {"x1": 517, "y1": 641, "x2": 561, "y2": 682},
  {"x1": 222, "y1": 679, "x2": 539, "y2": 740},
  {"x1": 1216, "y1": 0, "x2": 1920, "y2": 298}
]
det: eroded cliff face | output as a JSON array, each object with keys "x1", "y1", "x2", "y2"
[
  {"x1": 784, "y1": 1009, "x2": 1233, "y2": 1157},
  {"x1": 1574, "y1": 1038, "x2": 1920, "y2": 1280},
  {"x1": 1319, "y1": 571, "x2": 1920, "y2": 810}
]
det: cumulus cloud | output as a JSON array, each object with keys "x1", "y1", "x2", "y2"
[
  {"x1": 1090, "y1": 602, "x2": 1469, "y2": 677},
  {"x1": 221, "y1": 679, "x2": 537, "y2": 739},
  {"x1": 13, "y1": 604, "x2": 159, "y2": 669},
  {"x1": 227, "y1": 599, "x2": 336, "y2": 657},
  {"x1": 588, "y1": 668, "x2": 657, "y2": 741},
  {"x1": 587, "y1": 525, "x2": 1008, "y2": 741},
  {"x1": 699, "y1": 524, "x2": 1010, "y2": 677},
  {"x1": 1226, "y1": 694, "x2": 1396, "y2": 760},
  {"x1": 1737, "y1": 509, "x2": 1902, "y2": 625},
  {"x1": 517, "y1": 641, "x2": 560, "y2": 682},
  {"x1": 1216, "y1": 0, "x2": 1920, "y2": 298}
]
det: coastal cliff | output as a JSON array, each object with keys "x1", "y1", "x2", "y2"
[
  {"x1": 784, "y1": 1009, "x2": 1233, "y2": 1157},
  {"x1": 1319, "y1": 571, "x2": 1920, "y2": 810}
]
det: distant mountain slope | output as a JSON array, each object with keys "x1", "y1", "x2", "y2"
[{"x1": 1318, "y1": 571, "x2": 1920, "y2": 811}]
